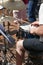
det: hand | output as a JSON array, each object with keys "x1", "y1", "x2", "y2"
[
  {"x1": 31, "y1": 21, "x2": 39, "y2": 27},
  {"x1": 29, "y1": 25, "x2": 37, "y2": 35}
]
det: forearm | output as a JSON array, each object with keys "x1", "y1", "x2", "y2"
[{"x1": 34, "y1": 26, "x2": 43, "y2": 36}]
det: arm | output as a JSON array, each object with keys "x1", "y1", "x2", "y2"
[{"x1": 30, "y1": 25, "x2": 43, "y2": 36}]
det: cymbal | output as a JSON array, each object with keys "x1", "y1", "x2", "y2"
[
  {"x1": 0, "y1": 15, "x2": 14, "y2": 23},
  {"x1": 1, "y1": 1, "x2": 26, "y2": 10}
]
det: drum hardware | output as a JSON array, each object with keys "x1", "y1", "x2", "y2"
[{"x1": 0, "y1": 24, "x2": 16, "y2": 65}]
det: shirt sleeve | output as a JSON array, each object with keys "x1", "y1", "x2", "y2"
[{"x1": 39, "y1": 3, "x2": 43, "y2": 25}]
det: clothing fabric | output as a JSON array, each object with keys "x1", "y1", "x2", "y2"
[
  {"x1": 23, "y1": 38, "x2": 43, "y2": 51},
  {"x1": 26, "y1": 0, "x2": 38, "y2": 22},
  {"x1": 39, "y1": 3, "x2": 43, "y2": 24},
  {"x1": 39, "y1": 3, "x2": 43, "y2": 42},
  {"x1": 22, "y1": 0, "x2": 29, "y2": 4}
]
